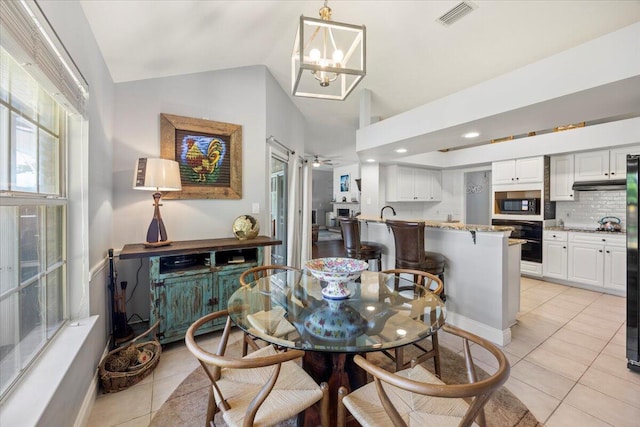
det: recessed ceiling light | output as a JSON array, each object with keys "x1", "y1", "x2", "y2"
[
  {"x1": 395, "y1": 148, "x2": 407, "y2": 153},
  {"x1": 366, "y1": 159, "x2": 375, "y2": 163},
  {"x1": 463, "y1": 131, "x2": 480, "y2": 138}
]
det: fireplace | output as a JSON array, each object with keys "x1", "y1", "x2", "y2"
[{"x1": 337, "y1": 208, "x2": 350, "y2": 218}]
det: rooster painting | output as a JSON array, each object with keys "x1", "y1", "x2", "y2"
[{"x1": 181, "y1": 136, "x2": 226, "y2": 183}]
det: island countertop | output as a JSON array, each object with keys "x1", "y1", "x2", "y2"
[{"x1": 356, "y1": 215, "x2": 514, "y2": 233}]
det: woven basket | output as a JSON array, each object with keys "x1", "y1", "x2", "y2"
[{"x1": 99, "y1": 321, "x2": 161, "y2": 393}]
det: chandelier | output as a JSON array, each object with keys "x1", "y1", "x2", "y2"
[{"x1": 291, "y1": 1, "x2": 366, "y2": 100}]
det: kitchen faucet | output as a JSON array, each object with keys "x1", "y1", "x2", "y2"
[{"x1": 380, "y1": 205, "x2": 396, "y2": 219}]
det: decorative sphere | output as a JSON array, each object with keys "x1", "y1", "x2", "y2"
[{"x1": 232, "y1": 215, "x2": 260, "y2": 240}]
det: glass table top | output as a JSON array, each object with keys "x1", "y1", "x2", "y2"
[{"x1": 227, "y1": 270, "x2": 446, "y2": 353}]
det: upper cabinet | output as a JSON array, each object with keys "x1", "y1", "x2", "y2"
[
  {"x1": 574, "y1": 150, "x2": 612, "y2": 182},
  {"x1": 550, "y1": 154, "x2": 575, "y2": 201},
  {"x1": 386, "y1": 165, "x2": 442, "y2": 202},
  {"x1": 492, "y1": 157, "x2": 544, "y2": 185},
  {"x1": 574, "y1": 146, "x2": 640, "y2": 182}
]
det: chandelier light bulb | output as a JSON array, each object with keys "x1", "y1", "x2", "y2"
[
  {"x1": 332, "y1": 49, "x2": 344, "y2": 64},
  {"x1": 309, "y1": 48, "x2": 321, "y2": 62}
]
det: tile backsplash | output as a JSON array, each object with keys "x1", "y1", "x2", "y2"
[{"x1": 555, "y1": 190, "x2": 626, "y2": 230}]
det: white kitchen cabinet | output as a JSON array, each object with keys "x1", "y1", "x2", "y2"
[
  {"x1": 566, "y1": 232, "x2": 625, "y2": 292},
  {"x1": 386, "y1": 165, "x2": 441, "y2": 202},
  {"x1": 568, "y1": 242, "x2": 604, "y2": 286},
  {"x1": 550, "y1": 155, "x2": 575, "y2": 201},
  {"x1": 492, "y1": 157, "x2": 544, "y2": 185},
  {"x1": 543, "y1": 231, "x2": 568, "y2": 280},
  {"x1": 610, "y1": 145, "x2": 640, "y2": 178},
  {"x1": 604, "y1": 244, "x2": 626, "y2": 292},
  {"x1": 574, "y1": 150, "x2": 610, "y2": 182},
  {"x1": 574, "y1": 146, "x2": 640, "y2": 182}
]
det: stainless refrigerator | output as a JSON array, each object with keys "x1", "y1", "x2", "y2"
[{"x1": 627, "y1": 155, "x2": 640, "y2": 372}]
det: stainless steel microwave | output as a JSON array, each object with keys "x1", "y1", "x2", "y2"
[{"x1": 499, "y1": 198, "x2": 540, "y2": 214}]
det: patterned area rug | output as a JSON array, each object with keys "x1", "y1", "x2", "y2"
[{"x1": 150, "y1": 333, "x2": 541, "y2": 427}]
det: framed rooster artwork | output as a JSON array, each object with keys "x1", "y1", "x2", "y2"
[{"x1": 159, "y1": 113, "x2": 242, "y2": 199}]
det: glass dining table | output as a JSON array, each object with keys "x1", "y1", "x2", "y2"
[{"x1": 227, "y1": 269, "x2": 446, "y2": 424}]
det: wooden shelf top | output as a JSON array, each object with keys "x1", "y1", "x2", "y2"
[{"x1": 119, "y1": 236, "x2": 282, "y2": 259}]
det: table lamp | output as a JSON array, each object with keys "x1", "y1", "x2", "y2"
[{"x1": 133, "y1": 158, "x2": 182, "y2": 247}]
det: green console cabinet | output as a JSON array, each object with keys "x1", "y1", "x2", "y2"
[{"x1": 120, "y1": 237, "x2": 281, "y2": 344}]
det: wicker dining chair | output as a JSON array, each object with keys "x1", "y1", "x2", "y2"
[
  {"x1": 238, "y1": 265, "x2": 300, "y2": 355},
  {"x1": 337, "y1": 323, "x2": 510, "y2": 427},
  {"x1": 380, "y1": 268, "x2": 444, "y2": 376},
  {"x1": 185, "y1": 309, "x2": 329, "y2": 427}
]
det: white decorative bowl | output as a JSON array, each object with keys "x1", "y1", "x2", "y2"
[{"x1": 305, "y1": 257, "x2": 369, "y2": 299}]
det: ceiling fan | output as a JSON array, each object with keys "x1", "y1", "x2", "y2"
[{"x1": 308, "y1": 155, "x2": 334, "y2": 168}]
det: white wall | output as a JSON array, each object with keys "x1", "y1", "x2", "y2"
[
  {"x1": 557, "y1": 190, "x2": 626, "y2": 230},
  {"x1": 333, "y1": 164, "x2": 360, "y2": 203},
  {"x1": 112, "y1": 65, "x2": 307, "y2": 319},
  {"x1": 10, "y1": 1, "x2": 116, "y2": 426}
]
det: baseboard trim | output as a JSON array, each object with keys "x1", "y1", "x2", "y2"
[
  {"x1": 446, "y1": 312, "x2": 512, "y2": 346},
  {"x1": 74, "y1": 343, "x2": 109, "y2": 427}
]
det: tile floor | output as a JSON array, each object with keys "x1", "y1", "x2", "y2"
[{"x1": 87, "y1": 277, "x2": 640, "y2": 426}]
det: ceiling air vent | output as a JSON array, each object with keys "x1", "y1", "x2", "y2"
[{"x1": 437, "y1": 2, "x2": 476, "y2": 26}]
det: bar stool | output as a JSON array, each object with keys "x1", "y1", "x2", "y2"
[
  {"x1": 386, "y1": 219, "x2": 446, "y2": 299},
  {"x1": 339, "y1": 217, "x2": 383, "y2": 271}
]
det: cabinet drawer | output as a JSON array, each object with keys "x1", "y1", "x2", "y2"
[
  {"x1": 569, "y1": 232, "x2": 624, "y2": 246},
  {"x1": 544, "y1": 230, "x2": 567, "y2": 241}
]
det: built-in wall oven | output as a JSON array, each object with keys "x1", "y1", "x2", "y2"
[{"x1": 491, "y1": 219, "x2": 543, "y2": 263}]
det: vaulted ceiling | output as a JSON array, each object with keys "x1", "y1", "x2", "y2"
[{"x1": 80, "y1": 1, "x2": 640, "y2": 165}]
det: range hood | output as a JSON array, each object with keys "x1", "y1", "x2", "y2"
[{"x1": 572, "y1": 179, "x2": 626, "y2": 191}]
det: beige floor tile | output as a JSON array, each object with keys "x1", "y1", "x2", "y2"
[
  {"x1": 590, "y1": 353, "x2": 640, "y2": 386},
  {"x1": 151, "y1": 370, "x2": 192, "y2": 412},
  {"x1": 152, "y1": 345, "x2": 200, "y2": 381},
  {"x1": 436, "y1": 330, "x2": 466, "y2": 352},
  {"x1": 510, "y1": 359, "x2": 575, "y2": 400},
  {"x1": 503, "y1": 376, "x2": 560, "y2": 424},
  {"x1": 550, "y1": 327, "x2": 608, "y2": 353},
  {"x1": 564, "y1": 383, "x2": 640, "y2": 427},
  {"x1": 538, "y1": 335, "x2": 600, "y2": 366},
  {"x1": 601, "y1": 341, "x2": 627, "y2": 361},
  {"x1": 525, "y1": 347, "x2": 589, "y2": 381},
  {"x1": 562, "y1": 320, "x2": 617, "y2": 342},
  {"x1": 581, "y1": 303, "x2": 626, "y2": 324},
  {"x1": 469, "y1": 342, "x2": 520, "y2": 369},
  {"x1": 530, "y1": 303, "x2": 578, "y2": 322},
  {"x1": 546, "y1": 403, "x2": 613, "y2": 427},
  {"x1": 571, "y1": 312, "x2": 623, "y2": 334},
  {"x1": 501, "y1": 336, "x2": 540, "y2": 359},
  {"x1": 87, "y1": 382, "x2": 153, "y2": 427},
  {"x1": 114, "y1": 413, "x2": 151, "y2": 427},
  {"x1": 580, "y1": 367, "x2": 640, "y2": 409}
]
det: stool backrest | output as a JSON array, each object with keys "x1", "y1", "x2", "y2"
[
  {"x1": 339, "y1": 217, "x2": 361, "y2": 253},
  {"x1": 386, "y1": 220, "x2": 426, "y2": 265}
]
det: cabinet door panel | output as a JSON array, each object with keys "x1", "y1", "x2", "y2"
[
  {"x1": 574, "y1": 150, "x2": 609, "y2": 182},
  {"x1": 428, "y1": 170, "x2": 442, "y2": 201},
  {"x1": 515, "y1": 157, "x2": 543, "y2": 183},
  {"x1": 543, "y1": 241, "x2": 567, "y2": 280},
  {"x1": 568, "y1": 243, "x2": 603, "y2": 286},
  {"x1": 397, "y1": 167, "x2": 416, "y2": 201},
  {"x1": 604, "y1": 246, "x2": 626, "y2": 292},
  {"x1": 550, "y1": 155, "x2": 574, "y2": 201},
  {"x1": 492, "y1": 160, "x2": 516, "y2": 185},
  {"x1": 413, "y1": 168, "x2": 430, "y2": 201},
  {"x1": 156, "y1": 275, "x2": 210, "y2": 342}
]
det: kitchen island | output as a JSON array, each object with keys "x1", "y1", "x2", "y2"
[{"x1": 358, "y1": 216, "x2": 522, "y2": 345}]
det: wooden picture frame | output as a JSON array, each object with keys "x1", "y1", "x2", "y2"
[{"x1": 160, "y1": 113, "x2": 242, "y2": 199}]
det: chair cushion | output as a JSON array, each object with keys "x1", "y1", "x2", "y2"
[
  {"x1": 343, "y1": 364, "x2": 475, "y2": 427},
  {"x1": 214, "y1": 345, "x2": 324, "y2": 427}
]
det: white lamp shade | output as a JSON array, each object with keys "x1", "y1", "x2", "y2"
[{"x1": 133, "y1": 158, "x2": 182, "y2": 191}]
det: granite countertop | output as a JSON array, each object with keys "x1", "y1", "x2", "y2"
[
  {"x1": 357, "y1": 215, "x2": 514, "y2": 233},
  {"x1": 545, "y1": 226, "x2": 626, "y2": 235},
  {"x1": 508, "y1": 238, "x2": 527, "y2": 246}
]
